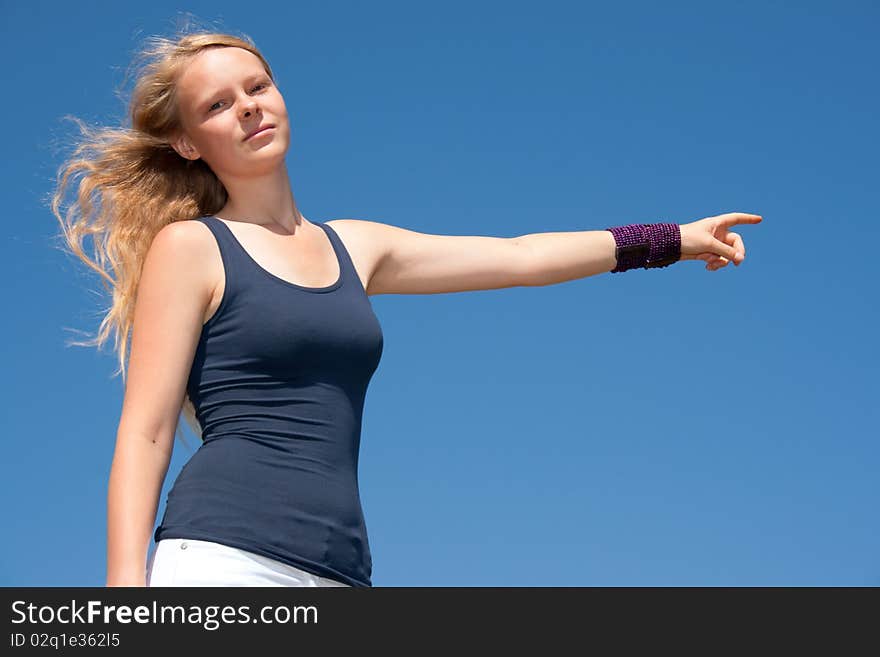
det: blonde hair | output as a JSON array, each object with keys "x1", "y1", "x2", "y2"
[{"x1": 49, "y1": 24, "x2": 276, "y2": 449}]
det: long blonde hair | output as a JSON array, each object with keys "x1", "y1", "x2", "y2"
[{"x1": 50, "y1": 27, "x2": 276, "y2": 449}]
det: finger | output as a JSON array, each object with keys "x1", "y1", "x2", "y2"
[
  {"x1": 712, "y1": 236, "x2": 741, "y2": 263},
  {"x1": 733, "y1": 234, "x2": 745, "y2": 264},
  {"x1": 706, "y1": 254, "x2": 730, "y2": 271},
  {"x1": 724, "y1": 232, "x2": 745, "y2": 265},
  {"x1": 719, "y1": 212, "x2": 763, "y2": 226}
]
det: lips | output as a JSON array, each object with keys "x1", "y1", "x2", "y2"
[{"x1": 244, "y1": 124, "x2": 275, "y2": 140}]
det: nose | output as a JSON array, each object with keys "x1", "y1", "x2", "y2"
[{"x1": 240, "y1": 99, "x2": 260, "y2": 120}]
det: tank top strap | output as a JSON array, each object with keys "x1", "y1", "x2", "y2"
[
  {"x1": 194, "y1": 215, "x2": 251, "y2": 298},
  {"x1": 317, "y1": 221, "x2": 362, "y2": 294}
]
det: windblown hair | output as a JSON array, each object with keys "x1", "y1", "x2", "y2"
[{"x1": 50, "y1": 26, "x2": 275, "y2": 449}]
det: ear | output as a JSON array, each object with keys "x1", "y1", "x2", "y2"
[{"x1": 171, "y1": 133, "x2": 201, "y2": 161}]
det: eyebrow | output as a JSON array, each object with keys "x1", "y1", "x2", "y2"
[{"x1": 196, "y1": 72, "x2": 270, "y2": 106}]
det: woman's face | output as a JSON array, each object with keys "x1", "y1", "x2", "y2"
[{"x1": 172, "y1": 46, "x2": 289, "y2": 176}]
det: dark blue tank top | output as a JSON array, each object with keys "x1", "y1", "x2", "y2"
[{"x1": 153, "y1": 215, "x2": 384, "y2": 587}]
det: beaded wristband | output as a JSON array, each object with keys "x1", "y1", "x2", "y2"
[{"x1": 604, "y1": 222, "x2": 681, "y2": 273}]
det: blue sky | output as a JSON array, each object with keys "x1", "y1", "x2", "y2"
[{"x1": 2, "y1": 0, "x2": 877, "y2": 586}]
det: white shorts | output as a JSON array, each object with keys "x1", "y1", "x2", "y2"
[{"x1": 146, "y1": 538, "x2": 352, "y2": 587}]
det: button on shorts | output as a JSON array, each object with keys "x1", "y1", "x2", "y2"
[{"x1": 146, "y1": 538, "x2": 351, "y2": 587}]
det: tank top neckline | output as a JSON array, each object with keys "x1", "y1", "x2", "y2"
[{"x1": 207, "y1": 215, "x2": 344, "y2": 294}]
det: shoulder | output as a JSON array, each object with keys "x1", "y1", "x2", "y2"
[
  {"x1": 151, "y1": 217, "x2": 212, "y2": 248},
  {"x1": 324, "y1": 218, "x2": 384, "y2": 236},
  {"x1": 325, "y1": 217, "x2": 391, "y2": 233},
  {"x1": 149, "y1": 218, "x2": 218, "y2": 267},
  {"x1": 324, "y1": 218, "x2": 399, "y2": 251},
  {"x1": 145, "y1": 219, "x2": 220, "y2": 291},
  {"x1": 324, "y1": 218, "x2": 394, "y2": 258},
  {"x1": 323, "y1": 219, "x2": 397, "y2": 295}
]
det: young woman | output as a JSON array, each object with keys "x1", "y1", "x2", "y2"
[{"x1": 51, "y1": 29, "x2": 762, "y2": 587}]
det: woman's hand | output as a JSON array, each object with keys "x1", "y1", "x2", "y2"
[{"x1": 679, "y1": 212, "x2": 763, "y2": 271}]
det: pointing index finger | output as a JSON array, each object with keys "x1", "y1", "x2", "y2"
[{"x1": 722, "y1": 213, "x2": 763, "y2": 225}]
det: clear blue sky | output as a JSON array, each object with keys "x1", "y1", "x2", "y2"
[{"x1": 2, "y1": 1, "x2": 877, "y2": 586}]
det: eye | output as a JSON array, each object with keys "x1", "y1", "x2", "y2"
[{"x1": 208, "y1": 82, "x2": 271, "y2": 113}]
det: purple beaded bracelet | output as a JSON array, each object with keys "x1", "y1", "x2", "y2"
[{"x1": 605, "y1": 222, "x2": 681, "y2": 273}]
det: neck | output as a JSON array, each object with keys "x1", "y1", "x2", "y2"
[{"x1": 215, "y1": 161, "x2": 305, "y2": 234}]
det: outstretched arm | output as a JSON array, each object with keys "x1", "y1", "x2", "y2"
[{"x1": 337, "y1": 212, "x2": 762, "y2": 295}]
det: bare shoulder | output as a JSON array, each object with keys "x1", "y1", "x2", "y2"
[
  {"x1": 146, "y1": 219, "x2": 221, "y2": 310},
  {"x1": 324, "y1": 218, "x2": 393, "y2": 295},
  {"x1": 153, "y1": 217, "x2": 215, "y2": 247},
  {"x1": 324, "y1": 218, "x2": 388, "y2": 252},
  {"x1": 324, "y1": 218, "x2": 398, "y2": 261},
  {"x1": 150, "y1": 218, "x2": 214, "y2": 256}
]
